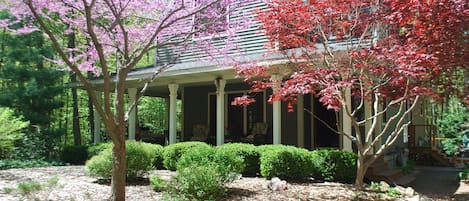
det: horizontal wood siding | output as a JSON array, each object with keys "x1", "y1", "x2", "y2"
[{"x1": 156, "y1": 0, "x2": 268, "y2": 66}]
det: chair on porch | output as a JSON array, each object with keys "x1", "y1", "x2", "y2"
[
  {"x1": 241, "y1": 122, "x2": 268, "y2": 144},
  {"x1": 190, "y1": 124, "x2": 210, "y2": 142}
]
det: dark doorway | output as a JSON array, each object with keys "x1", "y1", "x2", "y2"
[
  {"x1": 227, "y1": 93, "x2": 244, "y2": 139},
  {"x1": 314, "y1": 97, "x2": 339, "y2": 148}
]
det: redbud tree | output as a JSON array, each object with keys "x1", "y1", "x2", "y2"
[
  {"x1": 0, "y1": 0, "x2": 246, "y2": 200},
  {"x1": 235, "y1": 0, "x2": 468, "y2": 188}
]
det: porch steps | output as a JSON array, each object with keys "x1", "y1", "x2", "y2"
[{"x1": 366, "y1": 158, "x2": 417, "y2": 187}]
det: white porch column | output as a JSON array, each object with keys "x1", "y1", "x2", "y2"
[
  {"x1": 93, "y1": 91, "x2": 102, "y2": 144},
  {"x1": 215, "y1": 79, "x2": 226, "y2": 146},
  {"x1": 297, "y1": 94, "x2": 305, "y2": 148},
  {"x1": 342, "y1": 88, "x2": 353, "y2": 151},
  {"x1": 127, "y1": 88, "x2": 137, "y2": 140},
  {"x1": 168, "y1": 84, "x2": 179, "y2": 144},
  {"x1": 272, "y1": 74, "x2": 282, "y2": 144},
  {"x1": 364, "y1": 100, "x2": 373, "y2": 154}
]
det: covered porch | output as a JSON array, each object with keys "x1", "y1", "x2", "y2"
[{"x1": 89, "y1": 64, "x2": 354, "y2": 151}]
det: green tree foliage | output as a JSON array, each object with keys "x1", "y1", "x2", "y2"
[
  {"x1": 0, "y1": 107, "x2": 29, "y2": 159},
  {"x1": 0, "y1": 12, "x2": 65, "y2": 159},
  {"x1": 437, "y1": 98, "x2": 469, "y2": 155}
]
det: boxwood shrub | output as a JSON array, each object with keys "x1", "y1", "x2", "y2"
[
  {"x1": 87, "y1": 142, "x2": 112, "y2": 158},
  {"x1": 165, "y1": 163, "x2": 226, "y2": 201},
  {"x1": 152, "y1": 144, "x2": 164, "y2": 170},
  {"x1": 310, "y1": 149, "x2": 357, "y2": 183},
  {"x1": 216, "y1": 143, "x2": 259, "y2": 176},
  {"x1": 162, "y1": 141, "x2": 211, "y2": 171},
  {"x1": 176, "y1": 145, "x2": 243, "y2": 183},
  {"x1": 259, "y1": 145, "x2": 313, "y2": 180},
  {"x1": 60, "y1": 145, "x2": 88, "y2": 165},
  {"x1": 86, "y1": 141, "x2": 158, "y2": 180}
]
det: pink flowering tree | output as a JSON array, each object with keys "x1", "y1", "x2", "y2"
[
  {"x1": 0, "y1": 0, "x2": 246, "y2": 200},
  {"x1": 235, "y1": 0, "x2": 468, "y2": 188}
]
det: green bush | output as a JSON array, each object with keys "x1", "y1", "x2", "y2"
[
  {"x1": 310, "y1": 149, "x2": 357, "y2": 183},
  {"x1": 259, "y1": 145, "x2": 313, "y2": 180},
  {"x1": 459, "y1": 167, "x2": 469, "y2": 180},
  {"x1": 162, "y1": 141, "x2": 211, "y2": 171},
  {"x1": 217, "y1": 143, "x2": 260, "y2": 176},
  {"x1": 60, "y1": 145, "x2": 88, "y2": 165},
  {"x1": 0, "y1": 159, "x2": 63, "y2": 170},
  {"x1": 86, "y1": 141, "x2": 157, "y2": 180},
  {"x1": 0, "y1": 107, "x2": 29, "y2": 159},
  {"x1": 176, "y1": 145, "x2": 215, "y2": 170},
  {"x1": 87, "y1": 142, "x2": 113, "y2": 158},
  {"x1": 164, "y1": 163, "x2": 226, "y2": 201},
  {"x1": 150, "y1": 175, "x2": 166, "y2": 192},
  {"x1": 152, "y1": 144, "x2": 164, "y2": 169}
]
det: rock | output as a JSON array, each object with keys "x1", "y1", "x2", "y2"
[
  {"x1": 394, "y1": 185, "x2": 415, "y2": 197},
  {"x1": 406, "y1": 195, "x2": 420, "y2": 201},
  {"x1": 379, "y1": 181, "x2": 390, "y2": 190},
  {"x1": 268, "y1": 177, "x2": 287, "y2": 191},
  {"x1": 404, "y1": 187, "x2": 415, "y2": 196}
]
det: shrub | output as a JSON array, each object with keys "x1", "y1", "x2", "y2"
[
  {"x1": 259, "y1": 145, "x2": 313, "y2": 180},
  {"x1": 176, "y1": 145, "x2": 215, "y2": 170},
  {"x1": 165, "y1": 163, "x2": 226, "y2": 201},
  {"x1": 60, "y1": 145, "x2": 88, "y2": 165},
  {"x1": 150, "y1": 175, "x2": 166, "y2": 192},
  {"x1": 86, "y1": 141, "x2": 157, "y2": 180},
  {"x1": 459, "y1": 167, "x2": 469, "y2": 180},
  {"x1": 152, "y1": 144, "x2": 164, "y2": 169},
  {"x1": 0, "y1": 159, "x2": 63, "y2": 170},
  {"x1": 0, "y1": 107, "x2": 29, "y2": 159},
  {"x1": 216, "y1": 143, "x2": 260, "y2": 176},
  {"x1": 311, "y1": 149, "x2": 357, "y2": 183},
  {"x1": 162, "y1": 141, "x2": 211, "y2": 171},
  {"x1": 87, "y1": 142, "x2": 113, "y2": 158}
]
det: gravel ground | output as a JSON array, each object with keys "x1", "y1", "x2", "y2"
[{"x1": 0, "y1": 166, "x2": 459, "y2": 201}]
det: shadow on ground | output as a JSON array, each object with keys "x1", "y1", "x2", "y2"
[{"x1": 414, "y1": 166, "x2": 469, "y2": 201}]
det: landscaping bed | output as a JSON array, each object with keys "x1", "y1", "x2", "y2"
[{"x1": 0, "y1": 166, "x2": 413, "y2": 201}]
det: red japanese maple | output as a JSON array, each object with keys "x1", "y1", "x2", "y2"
[{"x1": 236, "y1": 0, "x2": 468, "y2": 188}]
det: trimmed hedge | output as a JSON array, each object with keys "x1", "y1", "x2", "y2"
[
  {"x1": 162, "y1": 141, "x2": 211, "y2": 171},
  {"x1": 86, "y1": 141, "x2": 158, "y2": 180},
  {"x1": 176, "y1": 145, "x2": 244, "y2": 182},
  {"x1": 310, "y1": 149, "x2": 357, "y2": 183},
  {"x1": 216, "y1": 143, "x2": 260, "y2": 176},
  {"x1": 259, "y1": 145, "x2": 313, "y2": 180},
  {"x1": 87, "y1": 142, "x2": 112, "y2": 158},
  {"x1": 60, "y1": 145, "x2": 88, "y2": 165}
]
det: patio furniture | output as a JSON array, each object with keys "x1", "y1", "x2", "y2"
[
  {"x1": 242, "y1": 122, "x2": 268, "y2": 144},
  {"x1": 190, "y1": 124, "x2": 210, "y2": 142}
]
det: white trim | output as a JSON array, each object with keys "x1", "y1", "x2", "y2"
[
  {"x1": 215, "y1": 79, "x2": 226, "y2": 145},
  {"x1": 128, "y1": 88, "x2": 138, "y2": 140},
  {"x1": 271, "y1": 74, "x2": 282, "y2": 144},
  {"x1": 342, "y1": 88, "x2": 353, "y2": 151},
  {"x1": 168, "y1": 84, "x2": 179, "y2": 144}
]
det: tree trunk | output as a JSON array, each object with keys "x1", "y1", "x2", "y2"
[
  {"x1": 87, "y1": 72, "x2": 95, "y2": 143},
  {"x1": 68, "y1": 31, "x2": 81, "y2": 145},
  {"x1": 71, "y1": 73, "x2": 82, "y2": 145},
  {"x1": 355, "y1": 156, "x2": 365, "y2": 189},
  {"x1": 111, "y1": 128, "x2": 126, "y2": 201}
]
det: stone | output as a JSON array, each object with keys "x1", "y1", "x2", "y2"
[
  {"x1": 379, "y1": 181, "x2": 390, "y2": 190},
  {"x1": 268, "y1": 177, "x2": 287, "y2": 191}
]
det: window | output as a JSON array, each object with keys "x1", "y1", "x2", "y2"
[{"x1": 192, "y1": 0, "x2": 229, "y2": 38}]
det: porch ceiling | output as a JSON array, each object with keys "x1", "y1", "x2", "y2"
[{"x1": 86, "y1": 65, "x2": 244, "y2": 98}]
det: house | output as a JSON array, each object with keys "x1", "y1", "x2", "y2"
[{"x1": 86, "y1": 0, "x2": 424, "y2": 162}]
